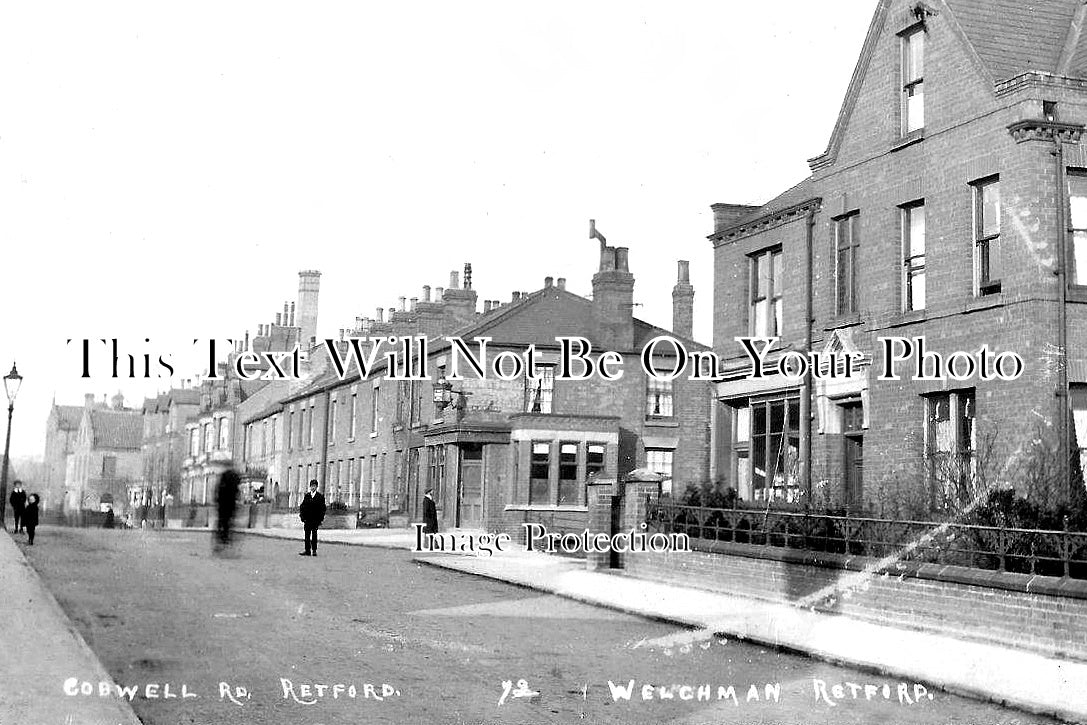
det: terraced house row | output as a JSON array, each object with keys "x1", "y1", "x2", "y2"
[{"x1": 233, "y1": 247, "x2": 711, "y2": 536}]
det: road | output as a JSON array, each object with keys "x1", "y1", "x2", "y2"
[{"x1": 22, "y1": 526, "x2": 1057, "y2": 725}]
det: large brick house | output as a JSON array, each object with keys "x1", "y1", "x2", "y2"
[
  {"x1": 709, "y1": 0, "x2": 1087, "y2": 516},
  {"x1": 64, "y1": 393, "x2": 143, "y2": 511},
  {"x1": 253, "y1": 243, "x2": 712, "y2": 534}
]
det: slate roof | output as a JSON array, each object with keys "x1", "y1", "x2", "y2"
[
  {"x1": 727, "y1": 177, "x2": 819, "y2": 230},
  {"x1": 90, "y1": 410, "x2": 143, "y2": 450},
  {"x1": 946, "y1": 0, "x2": 1083, "y2": 81},
  {"x1": 53, "y1": 405, "x2": 84, "y2": 431}
]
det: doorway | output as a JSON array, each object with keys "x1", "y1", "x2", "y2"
[{"x1": 457, "y1": 443, "x2": 484, "y2": 528}]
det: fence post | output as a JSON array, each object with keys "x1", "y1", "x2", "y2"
[
  {"x1": 998, "y1": 520, "x2": 1007, "y2": 572},
  {"x1": 1063, "y1": 515, "x2": 1071, "y2": 579}
]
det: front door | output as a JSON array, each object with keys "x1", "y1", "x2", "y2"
[
  {"x1": 842, "y1": 401, "x2": 864, "y2": 509},
  {"x1": 457, "y1": 444, "x2": 484, "y2": 528}
]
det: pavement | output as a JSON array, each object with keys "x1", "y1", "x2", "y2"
[
  {"x1": 0, "y1": 529, "x2": 142, "y2": 725},
  {"x1": 4, "y1": 523, "x2": 1086, "y2": 724},
  {"x1": 241, "y1": 526, "x2": 1087, "y2": 725}
]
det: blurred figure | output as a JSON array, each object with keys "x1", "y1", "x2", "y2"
[
  {"x1": 9, "y1": 480, "x2": 26, "y2": 533},
  {"x1": 24, "y1": 494, "x2": 39, "y2": 545},
  {"x1": 215, "y1": 468, "x2": 241, "y2": 553}
]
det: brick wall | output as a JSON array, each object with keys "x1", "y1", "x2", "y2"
[{"x1": 622, "y1": 545, "x2": 1087, "y2": 661}]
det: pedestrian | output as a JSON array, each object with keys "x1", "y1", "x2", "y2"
[
  {"x1": 423, "y1": 488, "x2": 438, "y2": 535},
  {"x1": 9, "y1": 480, "x2": 26, "y2": 533},
  {"x1": 215, "y1": 468, "x2": 241, "y2": 552},
  {"x1": 23, "y1": 494, "x2": 39, "y2": 545},
  {"x1": 299, "y1": 479, "x2": 325, "y2": 557}
]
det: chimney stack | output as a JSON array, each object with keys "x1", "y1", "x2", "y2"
[
  {"x1": 591, "y1": 235, "x2": 635, "y2": 351},
  {"x1": 297, "y1": 270, "x2": 322, "y2": 353},
  {"x1": 450, "y1": 271, "x2": 460, "y2": 289},
  {"x1": 376, "y1": 307, "x2": 384, "y2": 323},
  {"x1": 399, "y1": 296, "x2": 407, "y2": 312},
  {"x1": 483, "y1": 300, "x2": 493, "y2": 313},
  {"x1": 512, "y1": 291, "x2": 521, "y2": 302},
  {"x1": 275, "y1": 312, "x2": 282, "y2": 326},
  {"x1": 672, "y1": 260, "x2": 695, "y2": 339},
  {"x1": 710, "y1": 203, "x2": 760, "y2": 233},
  {"x1": 410, "y1": 297, "x2": 418, "y2": 312},
  {"x1": 436, "y1": 286, "x2": 444, "y2": 300},
  {"x1": 557, "y1": 278, "x2": 566, "y2": 290},
  {"x1": 423, "y1": 285, "x2": 431, "y2": 303},
  {"x1": 464, "y1": 262, "x2": 473, "y2": 289},
  {"x1": 289, "y1": 302, "x2": 296, "y2": 327},
  {"x1": 544, "y1": 276, "x2": 554, "y2": 288}
]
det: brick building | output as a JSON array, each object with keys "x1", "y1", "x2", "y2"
[
  {"x1": 256, "y1": 242, "x2": 712, "y2": 535},
  {"x1": 709, "y1": 0, "x2": 1087, "y2": 515},
  {"x1": 64, "y1": 393, "x2": 143, "y2": 511},
  {"x1": 140, "y1": 387, "x2": 201, "y2": 509},
  {"x1": 43, "y1": 401, "x2": 83, "y2": 511}
]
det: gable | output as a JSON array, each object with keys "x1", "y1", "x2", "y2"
[
  {"x1": 458, "y1": 288, "x2": 597, "y2": 348},
  {"x1": 812, "y1": 0, "x2": 1009, "y2": 172}
]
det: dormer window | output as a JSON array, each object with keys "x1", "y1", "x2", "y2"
[{"x1": 901, "y1": 27, "x2": 925, "y2": 134}]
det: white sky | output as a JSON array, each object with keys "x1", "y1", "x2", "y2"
[{"x1": 0, "y1": 1, "x2": 874, "y2": 458}]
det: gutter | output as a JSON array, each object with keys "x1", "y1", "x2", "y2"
[
  {"x1": 801, "y1": 209, "x2": 816, "y2": 500},
  {"x1": 1055, "y1": 139, "x2": 1071, "y2": 491}
]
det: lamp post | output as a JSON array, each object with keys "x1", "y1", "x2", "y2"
[{"x1": 0, "y1": 363, "x2": 24, "y2": 531}]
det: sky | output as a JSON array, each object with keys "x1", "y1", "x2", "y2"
[{"x1": 0, "y1": 1, "x2": 874, "y2": 459}]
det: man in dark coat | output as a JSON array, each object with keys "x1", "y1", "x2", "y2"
[
  {"x1": 215, "y1": 469, "x2": 240, "y2": 552},
  {"x1": 299, "y1": 479, "x2": 325, "y2": 556},
  {"x1": 9, "y1": 481, "x2": 26, "y2": 533},
  {"x1": 422, "y1": 488, "x2": 438, "y2": 535}
]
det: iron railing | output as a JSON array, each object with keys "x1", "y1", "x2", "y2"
[{"x1": 646, "y1": 502, "x2": 1087, "y2": 579}]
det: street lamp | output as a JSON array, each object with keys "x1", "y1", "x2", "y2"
[
  {"x1": 0, "y1": 363, "x2": 23, "y2": 531},
  {"x1": 432, "y1": 376, "x2": 470, "y2": 417}
]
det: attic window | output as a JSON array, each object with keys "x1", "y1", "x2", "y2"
[{"x1": 901, "y1": 27, "x2": 925, "y2": 134}]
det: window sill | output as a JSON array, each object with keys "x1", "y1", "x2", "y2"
[
  {"x1": 963, "y1": 293, "x2": 1005, "y2": 313},
  {"x1": 644, "y1": 417, "x2": 679, "y2": 428},
  {"x1": 823, "y1": 313, "x2": 862, "y2": 331},
  {"x1": 886, "y1": 309, "x2": 927, "y2": 328},
  {"x1": 891, "y1": 130, "x2": 924, "y2": 152},
  {"x1": 505, "y1": 504, "x2": 589, "y2": 513}
]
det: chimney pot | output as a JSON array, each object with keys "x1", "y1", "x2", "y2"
[
  {"x1": 615, "y1": 247, "x2": 630, "y2": 272},
  {"x1": 376, "y1": 307, "x2": 384, "y2": 322},
  {"x1": 512, "y1": 291, "x2": 521, "y2": 302},
  {"x1": 464, "y1": 262, "x2": 473, "y2": 289},
  {"x1": 339, "y1": 328, "x2": 345, "y2": 341},
  {"x1": 557, "y1": 277, "x2": 566, "y2": 290},
  {"x1": 483, "y1": 300, "x2": 492, "y2": 313},
  {"x1": 423, "y1": 285, "x2": 431, "y2": 303},
  {"x1": 450, "y1": 271, "x2": 460, "y2": 289},
  {"x1": 544, "y1": 276, "x2": 554, "y2": 288},
  {"x1": 678, "y1": 260, "x2": 690, "y2": 283},
  {"x1": 436, "y1": 286, "x2": 444, "y2": 299},
  {"x1": 399, "y1": 296, "x2": 407, "y2": 312},
  {"x1": 410, "y1": 297, "x2": 418, "y2": 311},
  {"x1": 275, "y1": 312, "x2": 282, "y2": 326}
]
